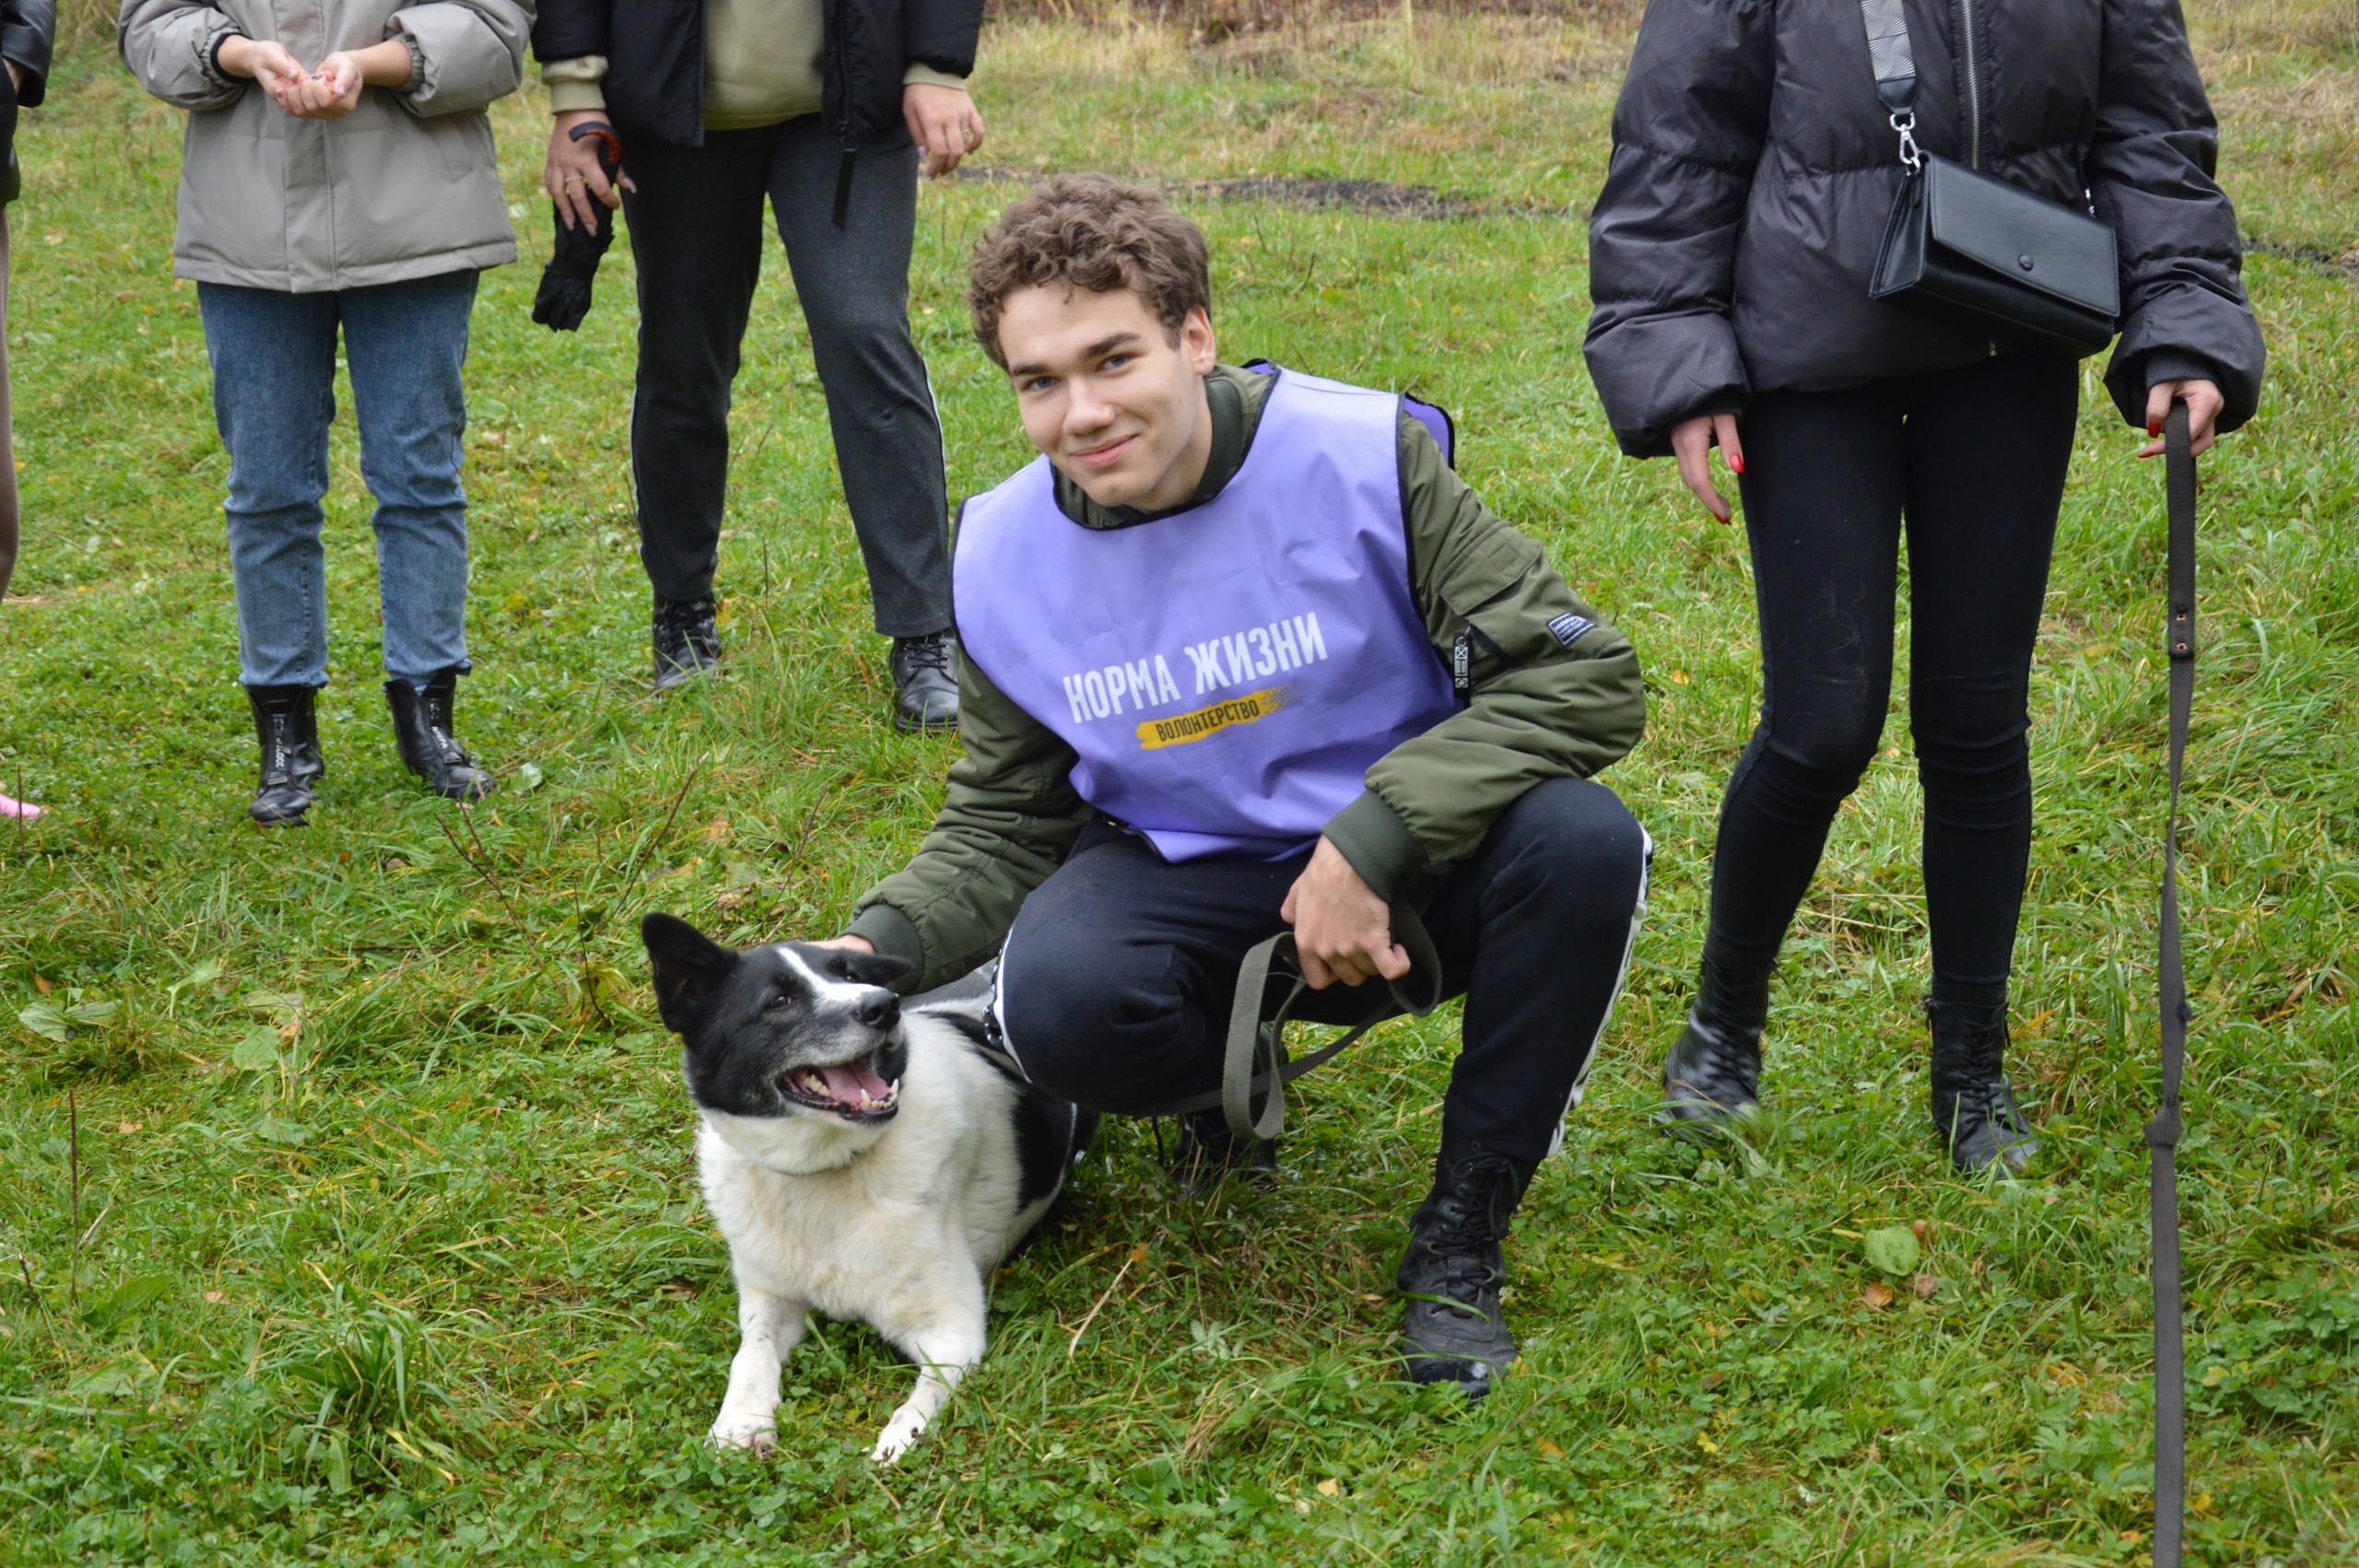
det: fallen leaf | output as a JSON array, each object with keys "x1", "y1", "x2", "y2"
[
  {"x1": 1911, "y1": 1219, "x2": 1931, "y2": 1244},
  {"x1": 33, "y1": 975, "x2": 53, "y2": 995},
  {"x1": 203, "y1": 1290, "x2": 225, "y2": 1304},
  {"x1": 1670, "y1": 669, "x2": 1691, "y2": 685},
  {"x1": 1860, "y1": 1282, "x2": 1895, "y2": 1309},
  {"x1": 1913, "y1": 1273, "x2": 1942, "y2": 1300},
  {"x1": 1537, "y1": 1440, "x2": 1566, "y2": 1458},
  {"x1": 1315, "y1": 1478, "x2": 1339, "y2": 1497},
  {"x1": 1129, "y1": 1243, "x2": 1148, "y2": 1263},
  {"x1": 1862, "y1": 1225, "x2": 1920, "y2": 1276},
  {"x1": 118, "y1": 1121, "x2": 140, "y2": 1135},
  {"x1": 1696, "y1": 1433, "x2": 1719, "y2": 1454},
  {"x1": 230, "y1": 1028, "x2": 280, "y2": 1071}
]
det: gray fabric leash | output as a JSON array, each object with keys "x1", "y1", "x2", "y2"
[
  {"x1": 2149, "y1": 401, "x2": 2198, "y2": 1568},
  {"x1": 1143, "y1": 903, "x2": 1446, "y2": 1141}
]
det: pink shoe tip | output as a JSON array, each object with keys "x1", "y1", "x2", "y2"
[{"x1": 0, "y1": 794, "x2": 44, "y2": 820}]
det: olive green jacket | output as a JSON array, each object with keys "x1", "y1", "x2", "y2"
[{"x1": 849, "y1": 366, "x2": 1647, "y2": 992}]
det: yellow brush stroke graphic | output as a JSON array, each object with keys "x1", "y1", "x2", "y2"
[{"x1": 1136, "y1": 687, "x2": 1287, "y2": 750}]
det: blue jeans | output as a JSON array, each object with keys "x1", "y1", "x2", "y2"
[{"x1": 200, "y1": 272, "x2": 478, "y2": 690}]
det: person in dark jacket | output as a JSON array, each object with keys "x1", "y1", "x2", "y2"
[
  {"x1": 1582, "y1": 0, "x2": 2263, "y2": 1174},
  {"x1": 0, "y1": 0, "x2": 52, "y2": 821},
  {"x1": 533, "y1": 0, "x2": 981, "y2": 726}
]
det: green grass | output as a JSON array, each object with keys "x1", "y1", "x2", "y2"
[{"x1": 2, "y1": 3, "x2": 2354, "y2": 1562}]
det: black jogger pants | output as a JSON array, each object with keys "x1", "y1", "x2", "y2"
[
  {"x1": 1705, "y1": 350, "x2": 2081, "y2": 1007},
  {"x1": 997, "y1": 777, "x2": 1651, "y2": 1164},
  {"x1": 616, "y1": 117, "x2": 952, "y2": 636}
]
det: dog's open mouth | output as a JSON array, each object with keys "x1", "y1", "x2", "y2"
[{"x1": 779, "y1": 1053, "x2": 901, "y2": 1121}]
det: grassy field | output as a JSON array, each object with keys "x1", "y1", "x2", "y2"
[{"x1": 1, "y1": 0, "x2": 2353, "y2": 1562}]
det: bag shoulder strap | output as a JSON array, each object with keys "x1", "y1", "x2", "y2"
[
  {"x1": 1860, "y1": 0, "x2": 1919, "y2": 111},
  {"x1": 2148, "y1": 400, "x2": 2198, "y2": 1568}
]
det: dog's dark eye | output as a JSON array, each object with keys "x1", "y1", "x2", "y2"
[{"x1": 765, "y1": 990, "x2": 792, "y2": 1010}]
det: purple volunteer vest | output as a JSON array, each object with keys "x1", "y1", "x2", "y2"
[{"x1": 955, "y1": 367, "x2": 1459, "y2": 861}]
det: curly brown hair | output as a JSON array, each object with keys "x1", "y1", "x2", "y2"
[{"x1": 967, "y1": 175, "x2": 1213, "y2": 369}]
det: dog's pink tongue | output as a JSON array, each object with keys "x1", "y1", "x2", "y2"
[{"x1": 818, "y1": 1060, "x2": 893, "y2": 1104}]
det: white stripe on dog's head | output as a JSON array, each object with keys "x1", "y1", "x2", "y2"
[{"x1": 774, "y1": 944, "x2": 893, "y2": 1011}]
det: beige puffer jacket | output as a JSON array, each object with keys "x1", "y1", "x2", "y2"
[{"x1": 120, "y1": 0, "x2": 532, "y2": 291}]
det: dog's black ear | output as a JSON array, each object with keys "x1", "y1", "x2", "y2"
[
  {"x1": 641, "y1": 912, "x2": 737, "y2": 1034},
  {"x1": 835, "y1": 948, "x2": 913, "y2": 993}
]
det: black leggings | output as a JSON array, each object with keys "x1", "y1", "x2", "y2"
[{"x1": 1704, "y1": 352, "x2": 2079, "y2": 1008}]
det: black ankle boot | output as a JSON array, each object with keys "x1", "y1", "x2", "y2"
[
  {"x1": 1660, "y1": 956, "x2": 1769, "y2": 1128},
  {"x1": 1169, "y1": 1107, "x2": 1277, "y2": 1199},
  {"x1": 1927, "y1": 997, "x2": 2037, "y2": 1176},
  {"x1": 245, "y1": 684, "x2": 324, "y2": 827},
  {"x1": 1397, "y1": 1136, "x2": 1538, "y2": 1399},
  {"x1": 384, "y1": 670, "x2": 496, "y2": 802}
]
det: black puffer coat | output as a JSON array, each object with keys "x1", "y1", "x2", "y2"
[
  {"x1": 1582, "y1": 0, "x2": 2264, "y2": 459},
  {"x1": 533, "y1": 0, "x2": 980, "y2": 149}
]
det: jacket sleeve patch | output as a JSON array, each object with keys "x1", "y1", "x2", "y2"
[{"x1": 1547, "y1": 612, "x2": 1596, "y2": 649}]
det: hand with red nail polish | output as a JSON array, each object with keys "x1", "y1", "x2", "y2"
[
  {"x1": 2138, "y1": 378, "x2": 2224, "y2": 460},
  {"x1": 1671, "y1": 412, "x2": 1746, "y2": 522}
]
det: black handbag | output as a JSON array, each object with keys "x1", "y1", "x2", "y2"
[{"x1": 1860, "y1": 0, "x2": 2119, "y2": 359}]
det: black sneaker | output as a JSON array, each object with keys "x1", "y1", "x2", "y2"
[
  {"x1": 1169, "y1": 1107, "x2": 1276, "y2": 1199},
  {"x1": 889, "y1": 631, "x2": 959, "y2": 733},
  {"x1": 1927, "y1": 998, "x2": 2038, "y2": 1176},
  {"x1": 1397, "y1": 1139, "x2": 1536, "y2": 1399},
  {"x1": 1660, "y1": 956, "x2": 1767, "y2": 1131},
  {"x1": 653, "y1": 595, "x2": 720, "y2": 694}
]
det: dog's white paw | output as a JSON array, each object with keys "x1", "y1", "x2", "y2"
[
  {"x1": 710, "y1": 1415, "x2": 779, "y2": 1457},
  {"x1": 871, "y1": 1410, "x2": 926, "y2": 1465}
]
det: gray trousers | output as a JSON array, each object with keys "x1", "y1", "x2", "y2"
[{"x1": 616, "y1": 116, "x2": 951, "y2": 636}]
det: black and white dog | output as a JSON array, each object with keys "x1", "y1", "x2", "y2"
[{"x1": 640, "y1": 914, "x2": 1097, "y2": 1463}]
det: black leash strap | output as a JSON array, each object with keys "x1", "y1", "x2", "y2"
[
  {"x1": 2150, "y1": 400, "x2": 2197, "y2": 1568},
  {"x1": 1138, "y1": 904, "x2": 1444, "y2": 1140}
]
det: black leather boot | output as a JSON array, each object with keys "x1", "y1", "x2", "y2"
[
  {"x1": 652, "y1": 594, "x2": 720, "y2": 694},
  {"x1": 384, "y1": 670, "x2": 496, "y2": 802},
  {"x1": 1169, "y1": 1107, "x2": 1277, "y2": 1199},
  {"x1": 1660, "y1": 955, "x2": 1769, "y2": 1129},
  {"x1": 1927, "y1": 997, "x2": 2037, "y2": 1176},
  {"x1": 1397, "y1": 1135, "x2": 1537, "y2": 1399},
  {"x1": 244, "y1": 684, "x2": 324, "y2": 827},
  {"x1": 889, "y1": 631, "x2": 960, "y2": 733}
]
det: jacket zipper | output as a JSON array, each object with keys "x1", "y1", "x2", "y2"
[{"x1": 1957, "y1": 0, "x2": 1985, "y2": 170}]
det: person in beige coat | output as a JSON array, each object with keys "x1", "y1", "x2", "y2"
[{"x1": 121, "y1": 0, "x2": 531, "y2": 825}]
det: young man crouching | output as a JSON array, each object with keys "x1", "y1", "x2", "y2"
[{"x1": 820, "y1": 176, "x2": 1649, "y2": 1396}]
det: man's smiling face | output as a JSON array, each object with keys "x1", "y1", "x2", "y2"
[{"x1": 995, "y1": 284, "x2": 1218, "y2": 514}]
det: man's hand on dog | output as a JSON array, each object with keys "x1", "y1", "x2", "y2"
[{"x1": 1284, "y1": 837, "x2": 1410, "y2": 990}]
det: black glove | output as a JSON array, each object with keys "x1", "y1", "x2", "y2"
[{"x1": 532, "y1": 123, "x2": 622, "y2": 333}]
